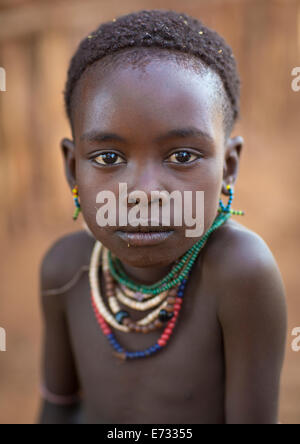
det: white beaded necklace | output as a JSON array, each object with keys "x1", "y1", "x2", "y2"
[{"x1": 90, "y1": 241, "x2": 171, "y2": 332}]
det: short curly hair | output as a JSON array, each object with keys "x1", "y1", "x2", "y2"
[{"x1": 64, "y1": 9, "x2": 241, "y2": 137}]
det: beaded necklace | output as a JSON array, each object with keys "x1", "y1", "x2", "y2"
[
  {"x1": 108, "y1": 212, "x2": 231, "y2": 294},
  {"x1": 90, "y1": 243, "x2": 179, "y2": 333},
  {"x1": 89, "y1": 212, "x2": 231, "y2": 360}
]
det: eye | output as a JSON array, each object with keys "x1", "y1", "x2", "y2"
[
  {"x1": 167, "y1": 150, "x2": 199, "y2": 164},
  {"x1": 93, "y1": 152, "x2": 125, "y2": 166}
]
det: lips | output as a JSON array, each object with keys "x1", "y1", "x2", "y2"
[
  {"x1": 116, "y1": 229, "x2": 174, "y2": 246},
  {"x1": 117, "y1": 225, "x2": 174, "y2": 233}
]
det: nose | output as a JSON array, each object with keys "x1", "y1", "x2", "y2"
[{"x1": 127, "y1": 160, "x2": 167, "y2": 206}]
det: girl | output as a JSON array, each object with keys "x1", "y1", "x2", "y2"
[{"x1": 38, "y1": 9, "x2": 287, "y2": 424}]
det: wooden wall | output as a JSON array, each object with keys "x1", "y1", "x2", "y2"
[{"x1": 0, "y1": 0, "x2": 299, "y2": 424}]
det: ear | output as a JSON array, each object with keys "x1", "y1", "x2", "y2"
[
  {"x1": 222, "y1": 136, "x2": 244, "y2": 195},
  {"x1": 61, "y1": 137, "x2": 76, "y2": 190}
]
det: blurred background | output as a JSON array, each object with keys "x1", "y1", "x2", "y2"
[{"x1": 0, "y1": 0, "x2": 299, "y2": 424}]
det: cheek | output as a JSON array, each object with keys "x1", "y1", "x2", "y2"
[
  {"x1": 76, "y1": 161, "x2": 110, "y2": 227},
  {"x1": 204, "y1": 165, "x2": 223, "y2": 207},
  {"x1": 195, "y1": 158, "x2": 223, "y2": 227}
]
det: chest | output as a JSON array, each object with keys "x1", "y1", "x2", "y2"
[{"x1": 65, "y1": 270, "x2": 225, "y2": 423}]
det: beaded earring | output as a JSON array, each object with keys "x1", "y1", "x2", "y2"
[
  {"x1": 72, "y1": 185, "x2": 81, "y2": 220},
  {"x1": 218, "y1": 184, "x2": 244, "y2": 216}
]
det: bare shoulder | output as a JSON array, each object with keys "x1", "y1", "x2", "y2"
[
  {"x1": 40, "y1": 230, "x2": 96, "y2": 292},
  {"x1": 203, "y1": 217, "x2": 281, "y2": 277},
  {"x1": 200, "y1": 219, "x2": 287, "y2": 424},
  {"x1": 201, "y1": 218, "x2": 287, "y2": 325}
]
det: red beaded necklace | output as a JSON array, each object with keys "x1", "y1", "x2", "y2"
[{"x1": 89, "y1": 241, "x2": 187, "y2": 360}]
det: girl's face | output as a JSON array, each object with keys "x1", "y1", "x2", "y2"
[{"x1": 64, "y1": 58, "x2": 239, "y2": 268}]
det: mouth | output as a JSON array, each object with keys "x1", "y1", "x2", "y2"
[
  {"x1": 117, "y1": 224, "x2": 174, "y2": 233},
  {"x1": 116, "y1": 226, "x2": 174, "y2": 246}
]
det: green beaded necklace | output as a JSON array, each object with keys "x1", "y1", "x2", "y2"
[{"x1": 108, "y1": 212, "x2": 231, "y2": 295}]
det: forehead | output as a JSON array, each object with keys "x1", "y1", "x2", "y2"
[{"x1": 72, "y1": 54, "x2": 225, "y2": 145}]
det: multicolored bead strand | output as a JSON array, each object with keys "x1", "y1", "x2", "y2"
[
  {"x1": 89, "y1": 211, "x2": 234, "y2": 361},
  {"x1": 90, "y1": 278, "x2": 188, "y2": 360},
  {"x1": 218, "y1": 184, "x2": 245, "y2": 216},
  {"x1": 72, "y1": 185, "x2": 81, "y2": 220},
  {"x1": 90, "y1": 242, "x2": 178, "y2": 333},
  {"x1": 119, "y1": 284, "x2": 164, "y2": 302}
]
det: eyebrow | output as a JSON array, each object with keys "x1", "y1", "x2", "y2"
[
  {"x1": 154, "y1": 127, "x2": 214, "y2": 144},
  {"x1": 80, "y1": 131, "x2": 126, "y2": 143},
  {"x1": 80, "y1": 126, "x2": 214, "y2": 144}
]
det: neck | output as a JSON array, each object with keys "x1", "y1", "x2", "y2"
[{"x1": 118, "y1": 261, "x2": 174, "y2": 286}]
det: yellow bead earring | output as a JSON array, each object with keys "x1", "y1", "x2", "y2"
[{"x1": 72, "y1": 185, "x2": 81, "y2": 220}]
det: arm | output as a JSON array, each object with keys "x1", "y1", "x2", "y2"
[
  {"x1": 37, "y1": 240, "x2": 83, "y2": 424},
  {"x1": 38, "y1": 400, "x2": 82, "y2": 425},
  {"x1": 217, "y1": 231, "x2": 287, "y2": 424}
]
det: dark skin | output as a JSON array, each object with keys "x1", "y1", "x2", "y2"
[{"x1": 38, "y1": 57, "x2": 287, "y2": 424}]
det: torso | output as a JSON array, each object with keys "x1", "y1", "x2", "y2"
[{"x1": 61, "y1": 218, "x2": 246, "y2": 424}]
